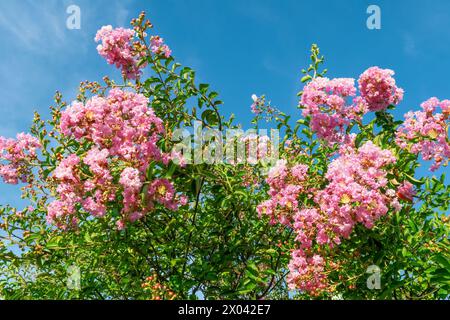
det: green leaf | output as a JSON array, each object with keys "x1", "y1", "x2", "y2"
[
  {"x1": 199, "y1": 83, "x2": 209, "y2": 94},
  {"x1": 45, "y1": 237, "x2": 63, "y2": 250},
  {"x1": 301, "y1": 75, "x2": 312, "y2": 83}
]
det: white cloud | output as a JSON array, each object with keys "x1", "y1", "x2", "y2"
[
  {"x1": 235, "y1": 0, "x2": 280, "y2": 23},
  {"x1": 114, "y1": 0, "x2": 131, "y2": 26},
  {"x1": 0, "y1": 0, "x2": 71, "y2": 54},
  {"x1": 403, "y1": 33, "x2": 417, "y2": 57}
]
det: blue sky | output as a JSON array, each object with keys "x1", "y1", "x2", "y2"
[{"x1": 0, "y1": 0, "x2": 449, "y2": 206}]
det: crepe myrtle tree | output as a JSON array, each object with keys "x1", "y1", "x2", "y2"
[{"x1": 0, "y1": 13, "x2": 449, "y2": 300}]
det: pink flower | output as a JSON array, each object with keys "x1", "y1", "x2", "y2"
[
  {"x1": 256, "y1": 200, "x2": 275, "y2": 220},
  {"x1": 60, "y1": 89, "x2": 165, "y2": 165},
  {"x1": 0, "y1": 165, "x2": 19, "y2": 185},
  {"x1": 116, "y1": 219, "x2": 126, "y2": 230},
  {"x1": 119, "y1": 167, "x2": 143, "y2": 191},
  {"x1": 82, "y1": 195, "x2": 107, "y2": 217},
  {"x1": 0, "y1": 133, "x2": 41, "y2": 184},
  {"x1": 396, "y1": 181, "x2": 416, "y2": 202},
  {"x1": 317, "y1": 141, "x2": 395, "y2": 230},
  {"x1": 95, "y1": 25, "x2": 144, "y2": 79},
  {"x1": 250, "y1": 94, "x2": 263, "y2": 114},
  {"x1": 179, "y1": 195, "x2": 189, "y2": 206},
  {"x1": 300, "y1": 77, "x2": 361, "y2": 143},
  {"x1": 421, "y1": 97, "x2": 440, "y2": 113},
  {"x1": 45, "y1": 88, "x2": 184, "y2": 229},
  {"x1": 291, "y1": 164, "x2": 308, "y2": 181},
  {"x1": 47, "y1": 198, "x2": 78, "y2": 229},
  {"x1": 150, "y1": 36, "x2": 172, "y2": 58},
  {"x1": 287, "y1": 250, "x2": 327, "y2": 295},
  {"x1": 148, "y1": 178, "x2": 179, "y2": 210},
  {"x1": 396, "y1": 97, "x2": 449, "y2": 171},
  {"x1": 240, "y1": 134, "x2": 272, "y2": 164},
  {"x1": 53, "y1": 154, "x2": 80, "y2": 182},
  {"x1": 259, "y1": 140, "x2": 399, "y2": 294},
  {"x1": 84, "y1": 148, "x2": 109, "y2": 176},
  {"x1": 267, "y1": 159, "x2": 288, "y2": 189},
  {"x1": 128, "y1": 211, "x2": 144, "y2": 222},
  {"x1": 358, "y1": 66, "x2": 403, "y2": 111}
]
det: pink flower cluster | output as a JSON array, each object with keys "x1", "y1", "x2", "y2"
[
  {"x1": 290, "y1": 142, "x2": 398, "y2": 293},
  {"x1": 49, "y1": 89, "x2": 184, "y2": 229},
  {"x1": 60, "y1": 88, "x2": 165, "y2": 165},
  {"x1": 256, "y1": 159, "x2": 309, "y2": 225},
  {"x1": 287, "y1": 250, "x2": 328, "y2": 295},
  {"x1": 150, "y1": 36, "x2": 172, "y2": 58},
  {"x1": 358, "y1": 67, "x2": 404, "y2": 112},
  {"x1": 300, "y1": 77, "x2": 362, "y2": 143},
  {"x1": 397, "y1": 181, "x2": 416, "y2": 202},
  {"x1": 258, "y1": 139, "x2": 405, "y2": 294},
  {"x1": 0, "y1": 133, "x2": 41, "y2": 184},
  {"x1": 300, "y1": 67, "x2": 404, "y2": 143},
  {"x1": 396, "y1": 97, "x2": 450, "y2": 171},
  {"x1": 95, "y1": 25, "x2": 144, "y2": 79},
  {"x1": 316, "y1": 141, "x2": 397, "y2": 232}
]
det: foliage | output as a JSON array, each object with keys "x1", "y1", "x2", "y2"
[{"x1": 0, "y1": 12, "x2": 448, "y2": 300}]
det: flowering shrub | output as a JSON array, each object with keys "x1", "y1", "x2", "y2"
[
  {"x1": 0, "y1": 14, "x2": 448, "y2": 300},
  {"x1": 254, "y1": 46, "x2": 449, "y2": 298},
  {"x1": 269, "y1": 140, "x2": 399, "y2": 294}
]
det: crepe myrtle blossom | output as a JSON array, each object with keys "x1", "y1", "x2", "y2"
[
  {"x1": 396, "y1": 181, "x2": 416, "y2": 202},
  {"x1": 300, "y1": 67, "x2": 404, "y2": 143},
  {"x1": 95, "y1": 24, "x2": 172, "y2": 79},
  {"x1": 95, "y1": 26, "x2": 145, "y2": 79},
  {"x1": 0, "y1": 11, "x2": 447, "y2": 299},
  {"x1": 258, "y1": 139, "x2": 402, "y2": 293},
  {"x1": 358, "y1": 66, "x2": 404, "y2": 111},
  {"x1": 300, "y1": 77, "x2": 363, "y2": 143},
  {"x1": 287, "y1": 250, "x2": 327, "y2": 295},
  {"x1": 257, "y1": 159, "x2": 309, "y2": 225},
  {"x1": 0, "y1": 133, "x2": 41, "y2": 184},
  {"x1": 60, "y1": 88, "x2": 165, "y2": 166},
  {"x1": 53, "y1": 154, "x2": 81, "y2": 183},
  {"x1": 316, "y1": 141, "x2": 397, "y2": 232},
  {"x1": 150, "y1": 35, "x2": 172, "y2": 58},
  {"x1": 120, "y1": 167, "x2": 143, "y2": 191},
  {"x1": 46, "y1": 88, "x2": 186, "y2": 229},
  {"x1": 147, "y1": 178, "x2": 179, "y2": 210},
  {"x1": 396, "y1": 97, "x2": 450, "y2": 171}
]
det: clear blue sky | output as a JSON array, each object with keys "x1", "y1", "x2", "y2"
[{"x1": 0, "y1": 0, "x2": 449, "y2": 207}]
